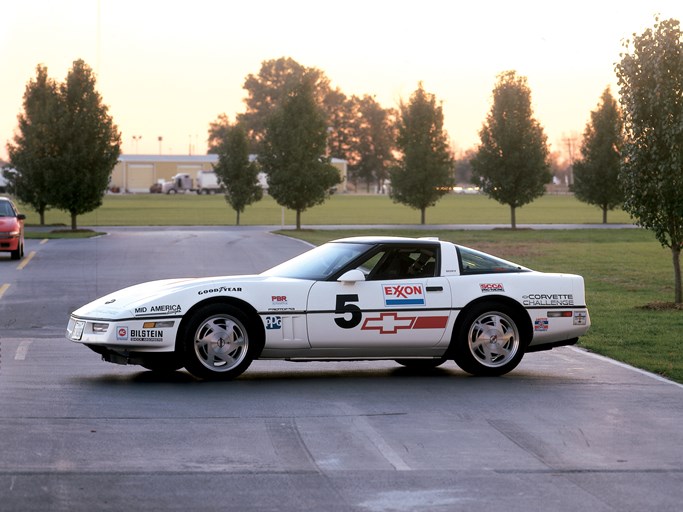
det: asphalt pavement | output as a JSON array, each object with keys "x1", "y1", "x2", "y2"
[{"x1": 0, "y1": 227, "x2": 680, "y2": 512}]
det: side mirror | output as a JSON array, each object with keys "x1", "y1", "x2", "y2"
[
  {"x1": 17, "y1": 214, "x2": 26, "y2": 220},
  {"x1": 337, "y1": 269, "x2": 365, "y2": 283}
]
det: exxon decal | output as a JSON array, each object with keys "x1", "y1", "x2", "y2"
[{"x1": 382, "y1": 284, "x2": 425, "y2": 307}]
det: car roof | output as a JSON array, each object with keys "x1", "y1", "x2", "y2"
[{"x1": 331, "y1": 236, "x2": 442, "y2": 245}]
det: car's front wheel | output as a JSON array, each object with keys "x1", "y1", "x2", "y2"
[
  {"x1": 182, "y1": 304, "x2": 259, "y2": 380},
  {"x1": 453, "y1": 303, "x2": 526, "y2": 376},
  {"x1": 10, "y1": 240, "x2": 23, "y2": 260}
]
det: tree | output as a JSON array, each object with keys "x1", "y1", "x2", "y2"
[
  {"x1": 352, "y1": 95, "x2": 396, "y2": 193},
  {"x1": 47, "y1": 60, "x2": 121, "y2": 230},
  {"x1": 615, "y1": 17, "x2": 683, "y2": 304},
  {"x1": 390, "y1": 84, "x2": 453, "y2": 224},
  {"x1": 213, "y1": 121, "x2": 262, "y2": 225},
  {"x1": 471, "y1": 70, "x2": 551, "y2": 229},
  {"x1": 323, "y1": 87, "x2": 357, "y2": 162},
  {"x1": 572, "y1": 87, "x2": 624, "y2": 223},
  {"x1": 6, "y1": 65, "x2": 60, "y2": 225},
  {"x1": 259, "y1": 78, "x2": 340, "y2": 230},
  {"x1": 238, "y1": 57, "x2": 330, "y2": 151},
  {"x1": 207, "y1": 113, "x2": 231, "y2": 154}
]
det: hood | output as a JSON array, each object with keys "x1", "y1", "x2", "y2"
[
  {"x1": 0, "y1": 217, "x2": 20, "y2": 231},
  {"x1": 72, "y1": 274, "x2": 269, "y2": 319}
]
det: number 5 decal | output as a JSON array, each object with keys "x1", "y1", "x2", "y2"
[{"x1": 335, "y1": 294, "x2": 362, "y2": 329}]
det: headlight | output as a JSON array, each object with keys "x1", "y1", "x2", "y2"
[{"x1": 92, "y1": 323, "x2": 110, "y2": 333}]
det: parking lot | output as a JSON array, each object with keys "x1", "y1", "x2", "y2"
[{"x1": 1, "y1": 228, "x2": 682, "y2": 511}]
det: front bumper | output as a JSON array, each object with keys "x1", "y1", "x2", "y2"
[{"x1": 66, "y1": 315, "x2": 179, "y2": 353}]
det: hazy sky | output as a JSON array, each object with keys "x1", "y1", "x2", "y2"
[{"x1": 3, "y1": 1, "x2": 683, "y2": 161}]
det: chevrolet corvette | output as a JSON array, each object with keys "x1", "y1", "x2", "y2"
[{"x1": 67, "y1": 236, "x2": 590, "y2": 379}]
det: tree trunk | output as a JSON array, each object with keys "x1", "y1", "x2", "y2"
[
  {"x1": 421, "y1": 207, "x2": 426, "y2": 225},
  {"x1": 296, "y1": 209, "x2": 301, "y2": 230},
  {"x1": 236, "y1": 210, "x2": 240, "y2": 226},
  {"x1": 70, "y1": 211, "x2": 78, "y2": 231},
  {"x1": 673, "y1": 245, "x2": 682, "y2": 304},
  {"x1": 510, "y1": 205, "x2": 517, "y2": 230},
  {"x1": 602, "y1": 207, "x2": 608, "y2": 224},
  {"x1": 39, "y1": 209, "x2": 45, "y2": 226}
]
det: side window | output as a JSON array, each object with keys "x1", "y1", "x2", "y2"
[
  {"x1": 457, "y1": 246, "x2": 526, "y2": 274},
  {"x1": 363, "y1": 247, "x2": 437, "y2": 280}
]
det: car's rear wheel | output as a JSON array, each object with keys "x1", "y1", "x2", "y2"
[
  {"x1": 453, "y1": 303, "x2": 526, "y2": 376},
  {"x1": 182, "y1": 304, "x2": 259, "y2": 380}
]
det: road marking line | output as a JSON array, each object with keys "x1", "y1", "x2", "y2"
[
  {"x1": 16, "y1": 251, "x2": 35, "y2": 270},
  {"x1": 0, "y1": 283, "x2": 9, "y2": 300},
  {"x1": 15, "y1": 340, "x2": 32, "y2": 360},
  {"x1": 337, "y1": 403, "x2": 411, "y2": 471},
  {"x1": 39, "y1": 239, "x2": 49, "y2": 245}
]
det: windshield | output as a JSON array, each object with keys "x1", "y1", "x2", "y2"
[{"x1": 261, "y1": 242, "x2": 371, "y2": 280}]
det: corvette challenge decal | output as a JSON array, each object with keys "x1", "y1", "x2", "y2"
[
  {"x1": 382, "y1": 284, "x2": 425, "y2": 307},
  {"x1": 361, "y1": 313, "x2": 448, "y2": 334}
]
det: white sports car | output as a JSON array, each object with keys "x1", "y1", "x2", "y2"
[{"x1": 67, "y1": 236, "x2": 590, "y2": 379}]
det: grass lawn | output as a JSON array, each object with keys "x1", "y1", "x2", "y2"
[
  {"x1": 280, "y1": 228, "x2": 683, "y2": 384},
  {"x1": 20, "y1": 193, "x2": 633, "y2": 227}
]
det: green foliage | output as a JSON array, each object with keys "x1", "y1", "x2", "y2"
[
  {"x1": 6, "y1": 65, "x2": 60, "y2": 224},
  {"x1": 213, "y1": 122, "x2": 263, "y2": 225},
  {"x1": 615, "y1": 17, "x2": 683, "y2": 303},
  {"x1": 7, "y1": 60, "x2": 120, "y2": 230},
  {"x1": 259, "y1": 77, "x2": 341, "y2": 229},
  {"x1": 238, "y1": 57, "x2": 331, "y2": 151},
  {"x1": 390, "y1": 83, "x2": 453, "y2": 224},
  {"x1": 572, "y1": 88, "x2": 624, "y2": 223},
  {"x1": 352, "y1": 95, "x2": 397, "y2": 193},
  {"x1": 471, "y1": 70, "x2": 551, "y2": 229}
]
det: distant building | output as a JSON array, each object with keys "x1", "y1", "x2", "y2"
[{"x1": 110, "y1": 154, "x2": 348, "y2": 193}]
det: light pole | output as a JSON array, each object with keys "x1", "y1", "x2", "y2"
[
  {"x1": 132, "y1": 135, "x2": 142, "y2": 154},
  {"x1": 157, "y1": 136, "x2": 163, "y2": 155}
]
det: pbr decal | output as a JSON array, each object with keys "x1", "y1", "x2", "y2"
[
  {"x1": 272, "y1": 295, "x2": 288, "y2": 305},
  {"x1": 382, "y1": 284, "x2": 425, "y2": 307},
  {"x1": 361, "y1": 312, "x2": 448, "y2": 334}
]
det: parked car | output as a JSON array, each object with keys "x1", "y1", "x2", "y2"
[
  {"x1": 0, "y1": 197, "x2": 25, "y2": 260},
  {"x1": 67, "y1": 236, "x2": 591, "y2": 380}
]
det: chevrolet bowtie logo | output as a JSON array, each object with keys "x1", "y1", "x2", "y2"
[{"x1": 361, "y1": 313, "x2": 449, "y2": 334}]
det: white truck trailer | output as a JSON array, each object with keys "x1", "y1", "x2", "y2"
[{"x1": 162, "y1": 171, "x2": 222, "y2": 194}]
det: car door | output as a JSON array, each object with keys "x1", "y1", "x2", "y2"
[{"x1": 306, "y1": 244, "x2": 452, "y2": 349}]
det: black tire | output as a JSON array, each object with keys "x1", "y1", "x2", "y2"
[
  {"x1": 395, "y1": 357, "x2": 447, "y2": 370},
  {"x1": 181, "y1": 304, "x2": 260, "y2": 380},
  {"x1": 10, "y1": 240, "x2": 23, "y2": 260},
  {"x1": 140, "y1": 354, "x2": 184, "y2": 373},
  {"x1": 452, "y1": 302, "x2": 527, "y2": 376}
]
